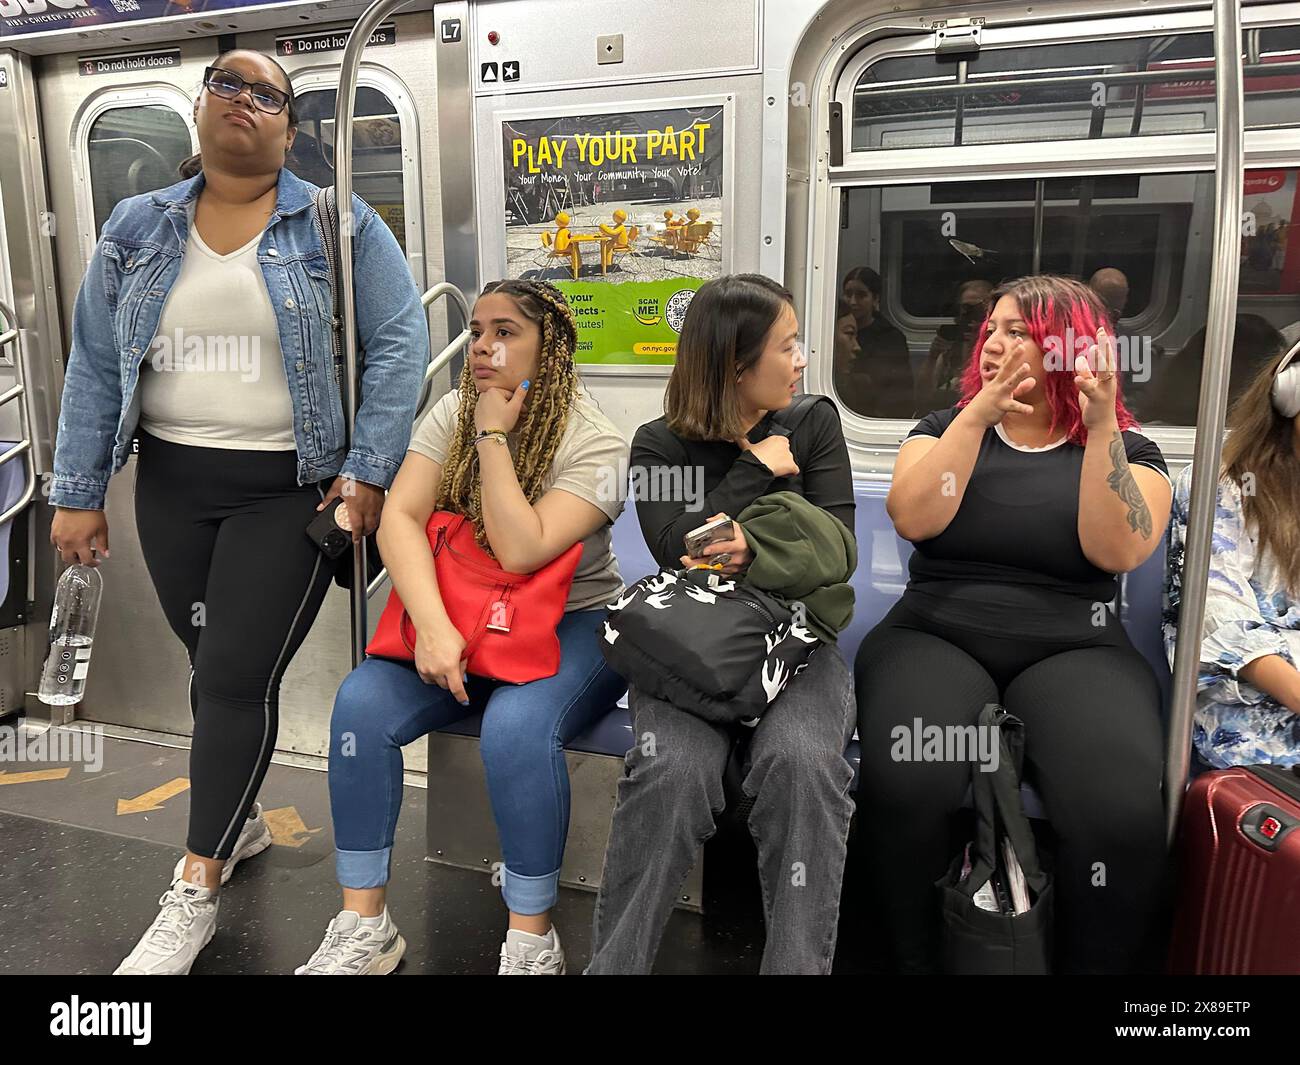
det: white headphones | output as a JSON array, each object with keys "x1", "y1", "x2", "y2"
[{"x1": 1272, "y1": 338, "x2": 1300, "y2": 418}]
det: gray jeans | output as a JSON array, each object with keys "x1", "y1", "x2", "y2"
[{"x1": 587, "y1": 644, "x2": 856, "y2": 974}]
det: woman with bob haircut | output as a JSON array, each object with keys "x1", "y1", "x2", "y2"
[
  {"x1": 586, "y1": 273, "x2": 858, "y2": 974},
  {"x1": 855, "y1": 274, "x2": 1173, "y2": 974},
  {"x1": 1165, "y1": 346, "x2": 1300, "y2": 770}
]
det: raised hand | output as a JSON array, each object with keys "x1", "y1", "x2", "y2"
[
  {"x1": 1075, "y1": 326, "x2": 1119, "y2": 430},
  {"x1": 966, "y1": 357, "x2": 1036, "y2": 427}
]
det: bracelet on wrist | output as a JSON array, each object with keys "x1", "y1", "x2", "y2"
[{"x1": 474, "y1": 429, "x2": 509, "y2": 448}]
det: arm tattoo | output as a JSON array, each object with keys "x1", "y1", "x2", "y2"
[{"x1": 1105, "y1": 431, "x2": 1152, "y2": 539}]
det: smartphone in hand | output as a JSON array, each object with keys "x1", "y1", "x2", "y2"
[{"x1": 684, "y1": 516, "x2": 734, "y2": 559}]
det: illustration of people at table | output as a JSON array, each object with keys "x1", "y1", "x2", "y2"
[{"x1": 597, "y1": 209, "x2": 639, "y2": 270}]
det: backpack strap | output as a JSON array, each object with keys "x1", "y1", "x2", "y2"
[
  {"x1": 312, "y1": 186, "x2": 367, "y2": 399},
  {"x1": 312, "y1": 186, "x2": 345, "y2": 395},
  {"x1": 767, "y1": 392, "x2": 828, "y2": 438}
]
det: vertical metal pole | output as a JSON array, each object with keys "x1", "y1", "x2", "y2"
[
  {"x1": 335, "y1": 0, "x2": 412, "y2": 666},
  {"x1": 1164, "y1": 0, "x2": 1244, "y2": 842}
]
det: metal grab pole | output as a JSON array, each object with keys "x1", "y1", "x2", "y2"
[
  {"x1": 1164, "y1": 0, "x2": 1244, "y2": 842},
  {"x1": 335, "y1": 0, "x2": 415, "y2": 667}
]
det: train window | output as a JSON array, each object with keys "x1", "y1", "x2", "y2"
[
  {"x1": 852, "y1": 33, "x2": 1217, "y2": 152},
  {"x1": 833, "y1": 172, "x2": 1212, "y2": 424},
  {"x1": 1142, "y1": 164, "x2": 1300, "y2": 429},
  {"x1": 87, "y1": 106, "x2": 192, "y2": 236},
  {"x1": 288, "y1": 86, "x2": 407, "y2": 252},
  {"x1": 1244, "y1": 25, "x2": 1300, "y2": 130}
]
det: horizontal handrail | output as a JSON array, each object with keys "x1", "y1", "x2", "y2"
[
  {"x1": 0, "y1": 440, "x2": 31, "y2": 467},
  {"x1": 421, "y1": 280, "x2": 471, "y2": 321},
  {"x1": 0, "y1": 299, "x2": 36, "y2": 528}
]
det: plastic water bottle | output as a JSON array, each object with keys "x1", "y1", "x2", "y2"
[{"x1": 38, "y1": 564, "x2": 103, "y2": 706}]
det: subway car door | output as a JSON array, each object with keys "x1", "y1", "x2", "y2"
[
  {"x1": 37, "y1": 43, "x2": 202, "y2": 740},
  {"x1": 33, "y1": 12, "x2": 444, "y2": 762}
]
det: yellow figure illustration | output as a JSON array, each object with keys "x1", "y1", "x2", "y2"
[
  {"x1": 540, "y1": 211, "x2": 582, "y2": 280},
  {"x1": 597, "y1": 208, "x2": 637, "y2": 271},
  {"x1": 678, "y1": 208, "x2": 714, "y2": 257},
  {"x1": 651, "y1": 208, "x2": 686, "y2": 250}
]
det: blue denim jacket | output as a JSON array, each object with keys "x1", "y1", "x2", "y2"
[{"x1": 49, "y1": 167, "x2": 429, "y2": 510}]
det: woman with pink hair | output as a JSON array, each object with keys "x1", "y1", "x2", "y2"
[{"x1": 855, "y1": 275, "x2": 1173, "y2": 974}]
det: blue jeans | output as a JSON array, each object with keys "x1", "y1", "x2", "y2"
[{"x1": 328, "y1": 608, "x2": 625, "y2": 914}]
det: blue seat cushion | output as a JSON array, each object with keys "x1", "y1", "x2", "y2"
[{"x1": 441, "y1": 476, "x2": 1166, "y2": 824}]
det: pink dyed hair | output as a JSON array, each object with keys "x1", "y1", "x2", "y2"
[{"x1": 956, "y1": 274, "x2": 1140, "y2": 446}]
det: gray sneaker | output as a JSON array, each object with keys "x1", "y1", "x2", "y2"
[
  {"x1": 296, "y1": 909, "x2": 406, "y2": 975},
  {"x1": 172, "y1": 802, "x2": 272, "y2": 887},
  {"x1": 498, "y1": 926, "x2": 566, "y2": 975},
  {"x1": 114, "y1": 880, "x2": 219, "y2": 975}
]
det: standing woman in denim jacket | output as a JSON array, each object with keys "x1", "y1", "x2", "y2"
[{"x1": 46, "y1": 50, "x2": 428, "y2": 975}]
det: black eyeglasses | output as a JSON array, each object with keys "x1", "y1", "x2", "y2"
[{"x1": 203, "y1": 66, "x2": 292, "y2": 116}]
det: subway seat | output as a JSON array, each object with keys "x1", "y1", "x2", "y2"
[{"x1": 436, "y1": 479, "x2": 1173, "y2": 822}]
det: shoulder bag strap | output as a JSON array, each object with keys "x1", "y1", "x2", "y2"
[{"x1": 312, "y1": 186, "x2": 345, "y2": 395}]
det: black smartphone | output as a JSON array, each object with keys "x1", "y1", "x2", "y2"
[{"x1": 305, "y1": 496, "x2": 353, "y2": 559}]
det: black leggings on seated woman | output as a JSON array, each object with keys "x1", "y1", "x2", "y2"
[{"x1": 854, "y1": 596, "x2": 1167, "y2": 975}]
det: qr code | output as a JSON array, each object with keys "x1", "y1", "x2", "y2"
[{"x1": 109, "y1": 0, "x2": 142, "y2": 11}]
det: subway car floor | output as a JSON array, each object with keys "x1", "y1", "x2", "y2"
[{"x1": 0, "y1": 724, "x2": 883, "y2": 975}]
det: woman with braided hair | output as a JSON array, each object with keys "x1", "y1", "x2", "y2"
[{"x1": 301, "y1": 279, "x2": 629, "y2": 975}]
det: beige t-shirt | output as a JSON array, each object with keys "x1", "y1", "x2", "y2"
[{"x1": 408, "y1": 390, "x2": 628, "y2": 612}]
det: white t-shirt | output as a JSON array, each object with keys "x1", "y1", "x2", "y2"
[
  {"x1": 138, "y1": 210, "x2": 296, "y2": 450},
  {"x1": 408, "y1": 390, "x2": 628, "y2": 612}
]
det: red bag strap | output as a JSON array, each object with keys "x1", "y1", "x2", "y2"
[{"x1": 430, "y1": 510, "x2": 579, "y2": 584}]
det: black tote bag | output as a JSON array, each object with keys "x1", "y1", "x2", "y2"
[{"x1": 937, "y1": 703, "x2": 1054, "y2": 975}]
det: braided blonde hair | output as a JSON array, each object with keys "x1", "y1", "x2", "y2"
[{"x1": 436, "y1": 279, "x2": 579, "y2": 555}]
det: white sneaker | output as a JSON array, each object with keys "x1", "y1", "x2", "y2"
[
  {"x1": 114, "y1": 880, "x2": 220, "y2": 975},
  {"x1": 295, "y1": 909, "x2": 406, "y2": 975},
  {"x1": 172, "y1": 803, "x2": 273, "y2": 887},
  {"x1": 498, "y1": 926, "x2": 566, "y2": 975}
]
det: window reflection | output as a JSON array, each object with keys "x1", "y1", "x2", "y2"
[
  {"x1": 835, "y1": 174, "x2": 1214, "y2": 424},
  {"x1": 88, "y1": 106, "x2": 192, "y2": 236},
  {"x1": 851, "y1": 25, "x2": 1300, "y2": 152},
  {"x1": 288, "y1": 86, "x2": 408, "y2": 252}
]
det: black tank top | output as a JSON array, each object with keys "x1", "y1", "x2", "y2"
[{"x1": 899, "y1": 406, "x2": 1170, "y2": 640}]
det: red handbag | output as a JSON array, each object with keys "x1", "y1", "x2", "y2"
[{"x1": 366, "y1": 511, "x2": 582, "y2": 683}]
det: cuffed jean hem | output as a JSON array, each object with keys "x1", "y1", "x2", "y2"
[
  {"x1": 335, "y1": 846, "x2": 392, "y2": 889},
  {"x1": 503, "y1": 867, "x2": 560, "y2": 915}
]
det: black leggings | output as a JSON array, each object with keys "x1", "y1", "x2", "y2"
[
  {"x1": 854, "y1": 599, "x2": 1167, "y2": 974},
  {"x1": 134, "y1": 431, "x2": 335, "y2": 860}
]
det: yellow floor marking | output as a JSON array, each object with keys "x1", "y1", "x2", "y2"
[
  {"x1": 116, "y1": 777, "x2": 190, "y2": 815},
  {"x1": 262, "y1": 805, "x2": 323, "y2": 848},
  {"x1": 0, "y1": 767, "x2": 72, "y2": 786}
]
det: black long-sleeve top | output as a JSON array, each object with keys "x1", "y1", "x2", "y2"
[{"x1": 629, "y1": 398, "x2": 856, "y2": 571}]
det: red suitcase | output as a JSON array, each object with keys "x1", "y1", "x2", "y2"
[{"x1": 1169, "y1": 764, "x2": 1300, "y2": 975}]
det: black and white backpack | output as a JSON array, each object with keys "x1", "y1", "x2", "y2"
[{"x1": 597, "y1": 566, "x2": 820, "y2": 725}]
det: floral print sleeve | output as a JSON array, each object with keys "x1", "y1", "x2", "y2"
[{"x1": 1164, "y1": 463, "x2": 1300, "y2": 768}]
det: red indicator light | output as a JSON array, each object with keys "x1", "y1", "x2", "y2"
[{"x1": 487, "y1": 30, "x2": 500, "y2": 45}]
